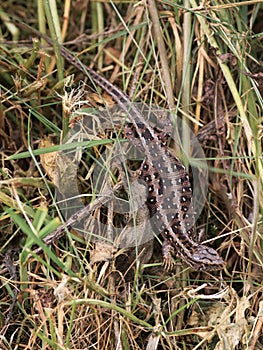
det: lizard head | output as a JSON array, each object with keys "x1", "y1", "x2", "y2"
[{"x1": 190, "y1": 244, "x2": 224, "y2": 271}]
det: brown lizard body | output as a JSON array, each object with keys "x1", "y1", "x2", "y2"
[{"x1": 19, "y1": 23, "x2": 223, "y2": 271}]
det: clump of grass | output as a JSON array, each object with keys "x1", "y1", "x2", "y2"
[{"x1": 0, "y1": 1, "x2": 263, "y2": 349}]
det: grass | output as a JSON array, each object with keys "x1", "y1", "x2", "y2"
[{"x1": 0, "y1": 1, "x2": 263, "y2": 349}]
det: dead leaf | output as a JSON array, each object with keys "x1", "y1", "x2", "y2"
[
  {"x1": 89, "y1": 92, "x2": 116, "y2": 107},
  {"x1": 90, "y1": 242, "x2": 117, "y2": 265},
  {"x1": 39, "y1": 135, "x2": 58, "y2": 182},
  {"x1": 104, "y1": 47, "x2": 121, "y2": 65},
  {"x1": 218, "y1": 53, "x2": 237, "y2": 66}
]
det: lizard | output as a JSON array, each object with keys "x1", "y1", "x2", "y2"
[{"x1": 14, "y1": 22, "x2": 224, "y2": 271}]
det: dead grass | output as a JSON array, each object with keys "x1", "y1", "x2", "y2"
[{"x1": 0, "y1": 1, "x2": 263, "y2": 349}]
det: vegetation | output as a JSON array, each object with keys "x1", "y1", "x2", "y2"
[{"x1": 0, "y1": 1, "x2": 263, "y2": 349}]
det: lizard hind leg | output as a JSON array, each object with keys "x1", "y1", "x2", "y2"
[{"x1": 162, "y1": 239, "x2": 177, "y2": 270}]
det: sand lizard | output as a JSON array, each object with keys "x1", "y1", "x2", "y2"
[{"x1": 17, "y1": 23, "x2": 223, "y2": 271}]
